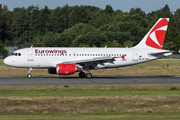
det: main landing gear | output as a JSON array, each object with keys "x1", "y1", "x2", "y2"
[
  {"x1": 79, "y1": 71, "x2": 92, "y2": 79},
  {"x1": 27, "y1": 68, "x2": 32, "y2": 78}
]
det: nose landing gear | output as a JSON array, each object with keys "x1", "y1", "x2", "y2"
[{"x1": 27, "y1": 68, "x2": 32, "y2": 78}]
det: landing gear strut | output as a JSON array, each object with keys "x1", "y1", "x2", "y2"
[{"x1": 27, "y1": 68, "x2": 32, "y2": 78}]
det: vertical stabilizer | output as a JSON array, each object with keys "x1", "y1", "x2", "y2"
[{"x1": 134, "y1": 18, "x2": 169, "y2": 49}]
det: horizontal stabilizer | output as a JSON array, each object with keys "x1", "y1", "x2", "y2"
[{"x1": 148, "y1": 50, "x2": 172, "y2": 57}]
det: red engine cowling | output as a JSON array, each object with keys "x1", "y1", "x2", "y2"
[
  {"x1": 48, "y1": 68, "x2": 57, "y2": 74},
  {"x1": 56, "y1": 64, "x2": 77, "y2": 75}
]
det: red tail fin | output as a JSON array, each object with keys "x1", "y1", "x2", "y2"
[{"x1": 134, "y1": 18, "x2": 169, "y2": 49}]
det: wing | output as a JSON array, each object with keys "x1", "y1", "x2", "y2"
[
  {"x1": 63, "y1": 56, "x2": 116, "y2": 64},
  {"x1": 50, "y1": 54, "x2": 128, "y2": 68}
]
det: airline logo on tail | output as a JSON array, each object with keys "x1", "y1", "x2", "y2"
[{"x1": 146, "y1": 18, "x2": 169, "y2": 49}]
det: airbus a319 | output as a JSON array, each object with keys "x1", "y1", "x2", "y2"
[{"x1": 4, "y1": 18, "x2": 172, "y2": 78}]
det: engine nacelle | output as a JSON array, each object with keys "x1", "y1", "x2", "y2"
[
  {"x1": 56, "y1": 64, "x2": 78, "y2": 75},
  {"x1": 48, "y1": 68, "x2": 57, "y2": 74}
]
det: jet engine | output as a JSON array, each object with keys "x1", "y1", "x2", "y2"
[{"x1": 56, "y1": 64, "x2": 82, "y2": 75}]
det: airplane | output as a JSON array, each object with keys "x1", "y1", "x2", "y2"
[{"x1": 4, "y1": 18, "x2": 172, "y2": 78}]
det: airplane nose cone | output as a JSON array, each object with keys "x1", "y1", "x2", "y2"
[
  {"x1": 4, "y1": 57, "x2": 12, "y2": 66},
  {"x1": 4, "y1": 57, "x2": 9, "y2": 65}
]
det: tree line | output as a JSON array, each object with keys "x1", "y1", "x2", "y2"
[{"x1": 0, "y1": 4, "x2": 180, "y2": 54}]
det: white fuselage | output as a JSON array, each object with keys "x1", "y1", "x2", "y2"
[{"x1": 4, "y1": 47, "x2": 171, "y2": 69}]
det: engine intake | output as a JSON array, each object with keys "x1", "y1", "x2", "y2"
[{"x1": 48, "y1": 68, "x2": 57, "y2": 74}]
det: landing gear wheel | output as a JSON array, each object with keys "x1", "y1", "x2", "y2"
[
  {"x1": 86, "y1": 73, "x2": 92, "y2": 79},
  {"x1": 27, "y1": 74, "x2": 32, "y2": 78},
  {"x1": 27, "y1": 68, "x2": 32, "y2": 78},
  {"x1": 79, "y1": 72, "x2": 85, "y2": 78}
]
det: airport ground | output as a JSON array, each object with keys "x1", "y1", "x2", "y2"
[{"x1": 0, "y1": 59, "x2": 180, "y2": 119}]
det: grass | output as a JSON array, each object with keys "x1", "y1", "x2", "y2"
[
  {"x1": 1, "y1": 59, "x2": 180, "y2": 76},
  {"x1": 1, "y1": 113, "x2": 180, "y2": 120},
  {"x1": 0, "y1": 84, "x2": 180, "y2": 120},
  {"x1": 0, "y1": 85, "x2": 180, "y2": 119},
  {"x1": 1, "y1": 59, "x2": 180, "y2": 119},
  {"x1": 0, "y1": 85, "x2": 180, "y2": 114}
]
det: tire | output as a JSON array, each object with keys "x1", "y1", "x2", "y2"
[
  {"x1": 79, "y1": 72, "x2": 85, "y2": 78},
  {"x1": 27, "y1": 74, "x2": 32, "y2": 78},
  {"x1": 86, "y1": 73, "x2": 92, "y2": 79}
]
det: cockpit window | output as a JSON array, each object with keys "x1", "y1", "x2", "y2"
[
  {"x1": 11, "y1": 53, "x2": 21, "y2": 56},
  {"x1": 11, "y1": 53, "x2": 15, "y2": 56}
]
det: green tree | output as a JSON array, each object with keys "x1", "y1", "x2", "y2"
[
  {"x1": 50, "y1": 7, "x2": 64, "y2": 33},
  {"x1": 129, "y1": 7, "x2": 146, "y2": 18},
  {"x1": 0, "y1": 10, "x2": 12, "y2": 43},
  {"x1": 39, "y1": 6, "x2": 51, "y2": 36},
  {"x1": 105, "y1": 5, "x2": 114, "y2": 15},
  {"x1": 69, "y1": 6, "x2": 80, "y2": 28},
  {"x1": 164, "y1": 15, "x2": 180, "y2": 53},
  {"x1": 62, "y1": 4, "x2": 70, "y2": 30},
  {"x1": 0, "y1": 42, "x2": 8, "y2": 55},
  {"x1": 174, "y1": 8, "x2": 180, "y2": 33}
]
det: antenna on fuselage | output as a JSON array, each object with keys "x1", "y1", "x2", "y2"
[
  {"x1": 105, "y1": 45, "x2": 107, "y2": 48},
  {"x1": 31, "y1": 45, "x2": 33, "y2": 48}
]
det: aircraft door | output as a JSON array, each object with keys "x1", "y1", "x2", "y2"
[
  {"x1": 132, "y1": 50, "x2": 138, "y2": 61},
  {"x1": 27, "y1": 49, "x2": 34, "y2": 61}
]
